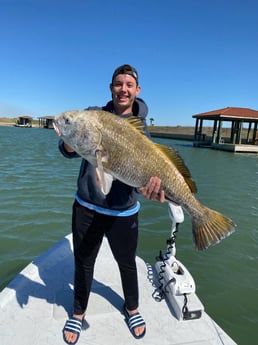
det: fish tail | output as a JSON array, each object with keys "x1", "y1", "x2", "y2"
[{"x1": 192, "y1": 206, "x2": 236, "y2": 250}]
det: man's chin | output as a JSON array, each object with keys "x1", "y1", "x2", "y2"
[
  {"x1": 117, "y1": 99, "x2": 129, "y2": 105},
  {"x1": 115, "y1": 101, "x2": 130, "y2": 108}
]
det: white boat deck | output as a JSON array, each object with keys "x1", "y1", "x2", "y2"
[{"x1": 0, "y1": 234, "x2": 237, "y2": 345}]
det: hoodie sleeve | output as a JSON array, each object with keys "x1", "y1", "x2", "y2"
[{"x1": 58, "y1": 139, "x2": 80, "y2": 159}]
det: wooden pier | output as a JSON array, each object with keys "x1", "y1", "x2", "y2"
[
  {"x1": 15, "y1": 116, "x2": 32, "y2": 128},
  {"x1": 38, "y1": 116, "x2": 55, "y2": 129},
  {"x1": 194, "y1": 141, "x2": 258, "y2": 153}
]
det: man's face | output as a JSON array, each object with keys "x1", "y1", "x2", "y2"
[{"x1": 110, "y1": 74, "x2": 141, "y2": 115}]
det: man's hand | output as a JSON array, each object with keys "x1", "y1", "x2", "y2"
[
  {"x1": 137, "y1": 176, "x2": 165, "y2": 203},
  {"x1": 64, "y1": 142, "x2": 74, "y2": 153}
]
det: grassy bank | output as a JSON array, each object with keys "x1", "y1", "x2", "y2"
[{"x1": 0, "y1": 118, "x2": 39, "y2": 127}]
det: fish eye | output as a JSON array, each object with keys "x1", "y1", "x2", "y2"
[{"x1": 65, "y1": 117, "x2": 70, "y2": 125}]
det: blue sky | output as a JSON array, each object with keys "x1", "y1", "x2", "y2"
[{"x1": 1, "y1": 0, "x2": 258, "y2": 126}]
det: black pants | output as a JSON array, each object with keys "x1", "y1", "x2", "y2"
[{"x1": 72, "y1": 200, "x2": 139, "y2": 315}]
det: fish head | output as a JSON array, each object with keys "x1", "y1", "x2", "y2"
[{"x1": 54, "y1": 110, "x2": 103, "y2": 162}]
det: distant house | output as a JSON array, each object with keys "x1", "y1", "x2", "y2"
[
  {"x1": 15, "y1": 116, "x2": 32, "y2": 128},
  {"x1": 38, "y1": 116, "x2": 55, "y2": 129},
  {"x1": 193, "y1": 107, "x2": 258, "y2": 153}
]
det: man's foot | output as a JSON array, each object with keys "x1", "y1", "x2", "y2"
[
  {"x1": 124, "y1": 306, "x2": 146, "y2": 339},
  {"x1": 63, "y1": 314, "x2": 84, "y2": 344}
]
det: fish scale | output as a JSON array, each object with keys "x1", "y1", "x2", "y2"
[
  {"x1": 101, "y1": 118, "x2": 184, "y2": 195},
  {"x1": 53, "y1": 109, "x2": 236, "y2": 250}
]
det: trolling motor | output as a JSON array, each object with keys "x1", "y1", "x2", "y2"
[{"x1": 154, "y1": 203, "x2": 204, "y2": 320}]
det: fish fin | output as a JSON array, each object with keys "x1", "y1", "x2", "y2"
[
  {"x1": 95, "y1": 151, "x2": 114, "y2": 195},
  {"x1": 155, "y1": 143, "x2": 197, "y2": 193},
  {"x1": 125, "y1": 116, "x2": 145, "y2": 135},
  {"x1": 192, "y1": 205, "x2": 236, "y2": 250},
  {"x1": 95, "y1": 167, "x2": 114, "y2": 195}
]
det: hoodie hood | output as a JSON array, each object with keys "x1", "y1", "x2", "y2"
[{"x1": 103, "y1": 97, "x2": 148, "y2": 119}]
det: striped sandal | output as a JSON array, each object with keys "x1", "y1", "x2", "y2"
[
  {"x1": 63, "y1": 317, "x2": 83, "y2": 345},
  {"x1": 124, "y1": 305, "x2": 146, "y2": 339}
]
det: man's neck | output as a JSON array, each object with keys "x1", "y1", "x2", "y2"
[{"x1": 113, "y1": 104, "x2": 133, "y2": 116}]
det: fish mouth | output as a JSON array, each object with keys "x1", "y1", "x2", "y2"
[{"x1": 53, "y1": 121, "x2": 61, "y2": 137}]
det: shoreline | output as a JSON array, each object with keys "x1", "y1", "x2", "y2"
[
  {"x1": 0, "y1": 118, "x2": 196, "y2": 134},
  {"x1": 1, "y1": 119, "x2": 251, "y2": 143},
  {"x1": 0, "y1": 118, "x2": 40, "y2": 128}
]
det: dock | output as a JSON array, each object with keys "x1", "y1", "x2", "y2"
[
  {"x1": 192, "y1": 107, "x2": 258, "y2": 153},
  {"x1": 149, "y1": 124, "x2": 258, "y2": 153},
  {"x1": 208, "y1": 142, "x2": 258, "y2": 153}
]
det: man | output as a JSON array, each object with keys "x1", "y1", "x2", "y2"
[{"x1": 60, "y1": 64, "x2": 164, "y2": 344}]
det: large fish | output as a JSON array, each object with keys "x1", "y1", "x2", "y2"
[{"x1": 54, "y1": 109, "x2": 236, "y2": 250}]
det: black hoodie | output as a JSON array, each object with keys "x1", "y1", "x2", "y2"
[{"x1": 59, "y1": 98, "x2": 150, "y2": 211}]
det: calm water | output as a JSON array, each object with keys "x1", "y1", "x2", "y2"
[{"x1": 0, "y1": 126, "x2": 257, "y2": 344}]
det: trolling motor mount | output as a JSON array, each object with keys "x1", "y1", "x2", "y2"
[{"x1": 154, "y1": 203, "x2": 204, "y2": 321}]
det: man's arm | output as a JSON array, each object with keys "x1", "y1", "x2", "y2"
[
  {"x1": 63, "y1": 142, "x2": 74, "y2": 153},
  {"x1": 58, "y1": 139, "x2": 79, "y2": 158}
]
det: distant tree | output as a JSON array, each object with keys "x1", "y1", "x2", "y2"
[{"x1": 149, "y1": 117, "x2": 155, "y2": 126}]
